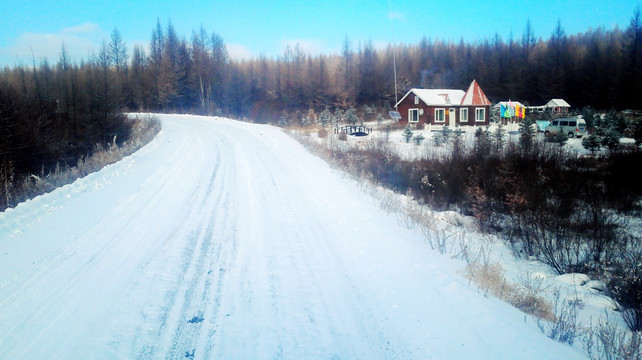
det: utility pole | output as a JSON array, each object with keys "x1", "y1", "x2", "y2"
[{"x1": 389, "y1": 1, "x2": 398, "y2": 110}]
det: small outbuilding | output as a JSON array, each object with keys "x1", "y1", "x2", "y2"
[
  {"x1": 545, "y1": 99, "x2": 571, "y2": 114},
  {"x1": 395, "y1": 80, "x2": 491, "y2": 127}
]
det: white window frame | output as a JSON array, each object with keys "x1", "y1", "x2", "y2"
[
  {"x1": 475, "y1": 107, "x2": 486, "y2": 122},
  {"x1": 409, "y1": 108, "x2": 419, "y2": 123},
  {"x1": 434, "y1": 108, "x2": 445, "y2": 123},
  {"x1": 414, "y1": 96, "x2": 419, "y2": 105},
  {"x1": 460, "y1": 108, "x2": 468, "y2": 123}
]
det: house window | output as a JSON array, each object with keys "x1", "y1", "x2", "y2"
[
  {"x1": 460, "y1": 108, "x2": 468, "y2": 123},
  {"x1": 475, "y1": 108, "x2": 485, "y2": 122},
  {"x1": 435, "y1": 108, "x2": 445, "y2": 123},
  {"x1": 414, "y1": 96, "x2": 419, "y2": 105},
  {"x1": 409, "y1": 108, "x2": 419, "y2": 123}
]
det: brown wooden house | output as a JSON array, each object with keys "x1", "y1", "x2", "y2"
[{"x1": 395, "y1": 80, "x2": 491, "y2": 126}]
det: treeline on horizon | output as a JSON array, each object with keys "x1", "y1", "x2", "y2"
[
  {"x1": 3, "y1": 8, "x2": 642, "y2": 118},
  {"x1": 0, "y1": 8, "x2": 641, "y2": 206}
]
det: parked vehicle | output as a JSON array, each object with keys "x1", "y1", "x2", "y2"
[
  {"x1": 536, "y1": 120, "x2": 551, "y2": 132},
  {"x1": 544, "y1": 117, "x2": 587, "y2": 138}
]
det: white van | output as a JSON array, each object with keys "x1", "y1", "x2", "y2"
[{"x1": 544, "y1": 117, "x2": 587, "y2": 138}]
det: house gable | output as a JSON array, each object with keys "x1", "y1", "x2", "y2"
[{"x1": 460, "y1": 80, "x2": 491, "y2": 106}]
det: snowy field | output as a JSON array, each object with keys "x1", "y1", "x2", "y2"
[
  {"x1": 0, "y1": 114, "x2": 588, "y2": 359},
  {"x1": 329, "y1": 119, "x2": 636, "y2": 162}
]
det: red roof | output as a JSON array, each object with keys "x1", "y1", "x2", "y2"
[{"x1": 460, "y1": 80, "x2": 491, "y2": 106}]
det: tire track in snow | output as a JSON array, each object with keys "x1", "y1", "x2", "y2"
[{"x1": 0, "y1": 115, "x2": 587, "y2": 360}]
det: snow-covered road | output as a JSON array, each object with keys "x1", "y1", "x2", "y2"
[{"x1": 0, "y1": 114, "x2": 584, "y2": 359}]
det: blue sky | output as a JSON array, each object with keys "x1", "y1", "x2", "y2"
[{"x1": 0, "y1": 0, "x2": 639, "y2": 66}]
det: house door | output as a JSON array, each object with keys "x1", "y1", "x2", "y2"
[{"x1": 449, "y1": 108, "x2": 456, "y2": 127}]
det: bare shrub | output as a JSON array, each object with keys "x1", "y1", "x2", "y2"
[
  {"x1": 583, "y1": 314, "x2": 642, "y2": 360},
  {"x1": 396, "y1": 195, "x2": 423, "y2": 230},
  {"x1": 338, "y1": 132, "x2": 347, "y2": 141},
  {"x1": 465, "y1": 182, "x2": 493, "y2": 232},
  {"x1": 517, "y1": 271, "x2": 548, "y2": 294},
  {"x1": 607, "y1": 240, "x2": 642, "y2": 331},
  {"x1": 378, "y1": 190, "x2": 401, "y2": 214},
  {"x1": 318, "y1": 128, "x2": 328, "y2": 138},
  {"x1": 537, "y1": 291, "x2": 581, "y2": 345},
  {"x1": 422, "y1": 227, "x2": 449, "y2": 254}
]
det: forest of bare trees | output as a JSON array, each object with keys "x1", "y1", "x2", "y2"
[{"x1": 1, "y1": 9, "x2": 641, "y2": 209}]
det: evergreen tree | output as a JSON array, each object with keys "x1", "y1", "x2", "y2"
[
  {"x1": 582, "y1": 134, "x2": 601, "y2": 154},
  {"x1": 452, "y1": 125, "x2": 465, "y2": 158},
  {"x1": 318, "y1": 108, "x2": 332, "y2": 128},
  {"x1": 493, "y1": 122, "x2": 506, "y2": 151},
  {"x1": 601, "y1": 128, "x2": 621, "y2": 151},
  {"x1": 403, "y1": 125, "x2": 413, "y2": 143},
  {"x1": 554, "y1": 130, "x2": 568, "y2": 146},
  {"x1": 345, "y1": 107, "x2": 358, "y2": 126},
  {"x1": 519, "y1": 117, "x2": 535, "y2": 152},
  {"x1": 474, "y1": 127, "x2": 492, "y2": 158},
  {"x1": 633, "y1": 120, "x2": 642, "y2": 148}
]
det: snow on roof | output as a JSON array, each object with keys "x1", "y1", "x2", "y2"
[
  {"x1": 546, "y1": 99, "x2": 570, "y2": 107},
  {"x1": 460, "y1": 80, "x2": 491, "y2": 106},
  {"x1": 396, "y1": 89, "x2": 465, "y2": 107},
  {"x1": 396, "y1": 80, "x2": 490, "y2": 108},
  {"x1": 493, "y1": 101, "x2": 525, "y2": 108}
]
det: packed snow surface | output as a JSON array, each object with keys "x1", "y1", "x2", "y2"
[{"x1": 0, "y1": 114, "x2": 585, "y2": 359}]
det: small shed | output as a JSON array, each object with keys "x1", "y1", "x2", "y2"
[
  {"x1": 493, "y1": 101, "x2": 526, "y2": 110},
  {"x1": 545, "y1": 99, "x2": 570, "y2": 114}
]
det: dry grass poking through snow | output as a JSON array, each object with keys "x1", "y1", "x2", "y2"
[
  {"x1": 3, "y1": 114, "x2": 161, "y2": 211},
  {"x1": 464, "y1": 254, "x2": 556, "y2": 322},
  {"x1": 288, "y1": 124, "x2": 642, "y2": 358}
]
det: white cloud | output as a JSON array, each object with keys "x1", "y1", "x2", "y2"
[
  {"x1": 60, "y1": 22, "x2": 101, "y2": 35},
  {"x1": 0, "y1": 22, "x2": 105, "y2": 65},
  {"x1": 226, "y1": 43, "x2": 254, "y2": 61}
]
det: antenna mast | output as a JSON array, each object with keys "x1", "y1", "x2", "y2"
[{"x1": 389, "y1": 1, "x2": 398, "y2": 110}]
